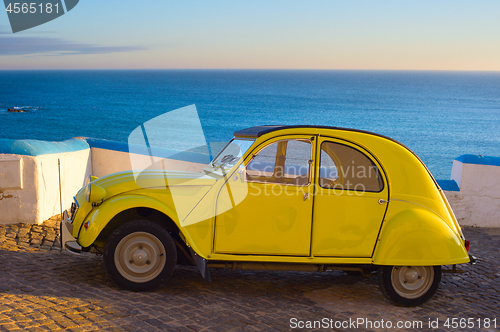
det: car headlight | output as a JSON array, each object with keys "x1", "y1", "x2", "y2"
[
  {"x1": 85, "y1": 184, "x2": 106, "y2": 203},
  {"x1": 85, "y1": 184, "x2": 91, "y2": 202}
]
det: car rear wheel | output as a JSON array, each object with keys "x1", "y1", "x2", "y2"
[
  {"x1": 378, "y1": 265, "x2": 441, "y2": 306},
  {"x1": 103, "y1": 219, "x2": 176, "y2": 291}
]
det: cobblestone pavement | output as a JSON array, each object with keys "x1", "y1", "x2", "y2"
[
  {"x1": 0, "y1": 217, "x2": 61, "y2": 251},
  {"x1": 0, "y1": 223, "x2": 499, "y2": 332}
]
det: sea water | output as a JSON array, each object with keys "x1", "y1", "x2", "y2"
[{"x1": 1, "y1": 70, "x2": 499, "y2": 179}]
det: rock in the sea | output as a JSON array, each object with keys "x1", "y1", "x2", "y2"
[{"x1": 7, "y1": 108, "x2": 28, "y2": 112}]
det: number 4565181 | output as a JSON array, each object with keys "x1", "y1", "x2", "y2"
[
  {"x1": 444, "y1": 318, "x2": 497, "y2": 329},
  {"x1": 6, "y1": 2, "x2": 59, "y2": 14}
]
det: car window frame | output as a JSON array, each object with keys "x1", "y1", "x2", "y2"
[
  {"x1": 243, "y1": 136, "x2": 314, "y2": 187},
  {"x1": 204, "y1": 138, "x2": 255, "y2": 178},
  {"x1": 317, "y1": 138, "x2": 386, "y2": 193}
]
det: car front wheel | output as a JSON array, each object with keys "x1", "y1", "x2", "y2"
[
  {"x1": 378, "y1": 265, "x2": 441, "y2": 306},
  {"x1": 103, "y1": 219, "x2": 176, "y2": 291}
]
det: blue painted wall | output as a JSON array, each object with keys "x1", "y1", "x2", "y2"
[
  {"x1": 0, "y1": 137, "x2": 210, "y2": 165},
  {"x1": 455, "y1": 154, "x2": 500, "y2": 167},
  {"x1": 0, "y1": 138, "x2": 89, "y2": 156},
  {"x1": 436, "y1": 179, "x2": 460, "y2": 192},
  {"x1": 83, "y1": 137, "x2": 211, "y2": 164}
]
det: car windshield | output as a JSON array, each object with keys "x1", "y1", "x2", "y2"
[{"x1": 210, "y1": 139, "x2": 254, "y2": 171}]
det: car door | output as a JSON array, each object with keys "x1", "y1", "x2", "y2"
[
  {"x1": 312, "y1": 137, "x2": 389, "y2": 257},
  {"x1": 214, "y1": 136, "x2": 315, "y2": 256}
]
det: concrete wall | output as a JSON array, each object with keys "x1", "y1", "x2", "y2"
[
  {"x1": 84, "y1": 138, "x2": 210, "y2": 177},
  {"x1": 441, "y1": 155, "x2": 500, "y2": 227},
  {"x1": 91, "y1": 148, "x2": 206, "y2": 177},
  {"x1": 0, "y1": 137, "x2": 209, "y2": 224},
  {"x1": 0, "y1": 139, "x2": 91, "y2": 224}
]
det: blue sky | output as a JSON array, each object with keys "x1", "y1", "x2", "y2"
[{"x1": 1, "y1": 0, "x2": 500, "y2": 70}]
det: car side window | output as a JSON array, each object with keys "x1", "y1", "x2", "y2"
[
  {"x1": 246, "y1": 142, "x2": 278, "y2": 180},
  {"x1": 319, "y1": 141, "x2": 383, "y2": 192},
  {"x1": 246, "y1": 139, "x2": 311, "y2": 186},
  {"x1": 319, "y1": 149, "x2": 339, "y2": 187}
]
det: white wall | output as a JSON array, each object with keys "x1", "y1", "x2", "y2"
[
  {"x1": 0, "y1": 149, "x2": 92, "y2": 224},
  {"x1": 91, "y1": 148, "x2": 206, "y2": 177},
  {"x1": 0, "y1": 142, "x2": 207, "y2": 225},
  {"x1": 36, "y1": 150, "x2": 92, "y2": 223},
  {"x1": 1, "y1": 155, "x2": 36, "y2": 224},
  {"x1": 444, "y1": 160, "x2": 500, "y2": 227}
]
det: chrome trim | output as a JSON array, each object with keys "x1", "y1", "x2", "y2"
[
  {"x1": 61, "y1": 211, "x2": 80, "y2": 255},
  {"x1": 69, "y1": 197, "x2": 79, "y2": 222},
  {"x1": 65, "y1": 241, "x2": 82, "y2": 255}
]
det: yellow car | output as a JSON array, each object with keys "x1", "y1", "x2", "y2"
[{"x1": 61, "y1": 125, "x2": 473, "y2": 306}]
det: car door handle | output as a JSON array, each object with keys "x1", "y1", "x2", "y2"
[
  {"x1": 378, "y1": 199, "x2": 388, "y2": 204},
  {"x1": 303, "y1": 193, "x2": 309, "y2": 201}
]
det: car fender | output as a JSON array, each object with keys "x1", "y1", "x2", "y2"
[
  {"x1": 372, "y1": 204, "x2": 470, "y2": 266},
  {"x1": 77, "y1": 194, "x2": 179, "y2": 248}
]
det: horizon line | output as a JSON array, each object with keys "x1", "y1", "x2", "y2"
[{"x1": 1, "y1": 68, "x2": 500, "y2": 73}]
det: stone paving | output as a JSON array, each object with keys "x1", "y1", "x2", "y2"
[
  {"x1": 0, "y1": 221, "x2": 499, "y2": 331},
  {"x1": 0, "y1": 216, "x2": 61, "y2": 251}
]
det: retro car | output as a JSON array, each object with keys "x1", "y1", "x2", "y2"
[{"x1": 61, "y1": 125, "x2": 473, "y2": 306}]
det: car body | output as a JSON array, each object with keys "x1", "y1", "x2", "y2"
[{"x1": 61, "y1": 125, "x2": 473, "y2": 306}]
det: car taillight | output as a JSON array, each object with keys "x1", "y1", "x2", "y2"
[{"x1": 465, "y1": 240, "x2": 470, "y2": 252}]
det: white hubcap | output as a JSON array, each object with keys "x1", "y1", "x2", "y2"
[
  {"x1": 391, "y1": 266, "x2": 434, "y2": 299},
  {"x1": 114, "y1": 232, "x2": 166, "y2": 283}
]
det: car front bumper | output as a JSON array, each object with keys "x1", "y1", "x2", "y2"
[{"x1": 61, "y1": 210, "x2": 82, "y2": 254}]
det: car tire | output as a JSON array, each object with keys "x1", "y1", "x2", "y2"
[
  {"x1": 378, "y1": 265, "x2": 441, "y2": 307},
  {"x1": 103, "y1": 219, "x2": 176, "y2": 291}
]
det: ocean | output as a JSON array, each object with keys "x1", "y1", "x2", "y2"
[{"x1": 1, "y1": 70, "x2": 499, "y2": 179}]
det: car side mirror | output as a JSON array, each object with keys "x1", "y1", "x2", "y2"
[
  {"x1": 236, "y1": 165, "x2": 245, "y2": 174},
  {"x1": 233, "y1": 165, "x2": 246, "y2": 181}
]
